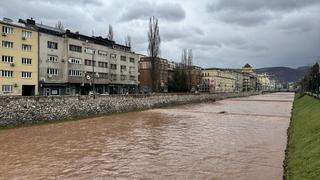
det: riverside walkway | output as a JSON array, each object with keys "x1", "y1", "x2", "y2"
[{"x1": 0, "y1": 93, "x2": 294, "y2": 179}]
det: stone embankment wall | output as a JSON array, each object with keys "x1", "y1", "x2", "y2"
[{"x1": 0, "y1": 92, "x2": 258, "y2": 128}]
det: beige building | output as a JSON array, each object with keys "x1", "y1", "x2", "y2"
[
  {"x1": 200, "y1": 69, "x2": 236, "y2": 93},
  {"x1": 257, "y1": 73, "x2": 271, "y2": 91},
  {"x1": 0, "y1": 18, "x2": 38, "y2": 96}
]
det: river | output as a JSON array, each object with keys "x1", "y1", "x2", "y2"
[{"x1": 0, "y1": 93, "x2": 294, "y2": 180}]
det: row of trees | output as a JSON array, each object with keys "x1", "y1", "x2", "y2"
[
  {"x1": 168, "y1": 49, "x2": 194, "y2": 92},
  {"x1": 299, "y1": 63, "x2": 320, "y2": 93}
]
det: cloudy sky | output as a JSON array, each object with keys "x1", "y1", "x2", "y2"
[{"x1": 1, "y1": 0, "x2": 320, "y2": 68}]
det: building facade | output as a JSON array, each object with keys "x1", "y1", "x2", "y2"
[
  {"x1": 200, "y1": 69, "x2": 236, "y2": 93},
  {"x1": 241, "y1": 64, "x2": 257, "y2": 91},
  {"x1": 19, "y1": 18, "x2": 139, "y2": 96},
  {"x1": 190, "y1": 66, "x2": 202, "y2": 91},
  {"x1": 139, "y1": 57, "x2": 168, "y2": 93},
  {"x1": 0, "y1": 18, "x2": 38, "y2": 96},
  {"x1": 257, "y1": 73, "x2": 271, "y2": 91}
]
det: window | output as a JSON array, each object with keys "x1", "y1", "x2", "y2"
[
  {"x1": 22, "y1": 44, "x2": 32, "y2": 51},
  {"x1": 22, "y1": 58, "x2": 32, "y2": 65},
  {"x1": 2, "y1": 56, "x2": 13, "y2": 63},
  {"x1": 47, "y1": 68, "x2": 58, "y2": 76},
  {"x1": 110, "y1": 54, "x2": 117, "y2": 59},
  {"x1": 110, "y1": 74, "x2": 117, "y2": 80},
  {"x1": 98, "y1": 50, "x2": 107, "y2": 56},
  {"x1": 130, "y1": 75, "x2": 135, "y2": 80},
  {"x1": 129, "y1": 67, "x2": 135, "y2": 73},
  {"x1": 47, "y1": 41, "x2": 58, "y2": 49},
  {"x1": 2, "y1": 41, "x2": 13, "y2": 48},
  {"x1": 121, "y1": 75, "x2": 126, "y2": 80},
  {"x1": 129, "y1": 58, "x2": 135, "y2": 63},
  {"x1": 68, "y1": 70, "x2": 82, "y2": 76},
  {"x1": 22, "y1": 72, "x2": 32, "y2": 78},
  {"x1": 120, "y1": 65, "x2": 126, "y2": 71},
  {"x1": 84, "y1": 59, "x2": 96, "y2": 66},
  {"x1": 99, "y1": 73, "x2": 108, "y2": 79},
  {"x1": 120, "y1": 56, "x2": 126, "y2": 61},
  {"x1": 84, "y1": 48, "x2": 94, "y2": 54},
  {"x1": 69, "y1": 58, "x2": 82, "y2": 64},
  {"x1": 110, "y1": 64, "x2": 117, "y2": 70},
  {"x1": 2, "y1": 85, "x2": 13, "y2": 94},
  {"x1": 98, "y1": 61, "x2": 108, "y2": 68},
  {"x1": 2, "y1": 70, "x2": 13, "y2": 77},
  {"x1": 69, "y1": 44, "x2": 82, "y2": 52},
  {"x1": 2, "y1": 26, "x2": 13, "y2": 34},
  {"x1": 47, "y1": 55, "x2": 58, "y2": 62},
  {"x1": 22, "y1": 30, "x2": 32, "y2": 38}
]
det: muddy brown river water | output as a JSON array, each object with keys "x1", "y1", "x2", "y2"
[{"x1": 0, "y1": 93, "x2": 294, "y2": 180}]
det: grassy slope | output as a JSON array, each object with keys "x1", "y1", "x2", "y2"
[{"x1": 285, "y1": 94, "x2": 320, "y2": 180}]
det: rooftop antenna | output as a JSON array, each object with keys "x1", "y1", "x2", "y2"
[{"x1": 92, "y1": 30, "x2": 94, "y2": 37}]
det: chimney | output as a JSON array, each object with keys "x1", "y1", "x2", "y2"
[{"x1": 26, "y1": 18, "x2": 35, "y2": 25}]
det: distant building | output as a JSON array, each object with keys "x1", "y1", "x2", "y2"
[
  {"x1": 241, "y1": 64, "x2": 257, "y2": 91},
  {"x1": 200, "y1": 68, "x2": 236, "y2": 93},
  {"x1": 257, "y1": 73, "x2": 271, "y2": 91},
  {"x1": 230, "y1": 71, "x2": 243, "y2": 92},
  {"x1": 0, "y1": 18, "x2": 39, "y2": 96},
  {"x1": 139, "y1": 57, "x2": 169, "y2": 93},
  {"x1": 167, "y1": 60, "x2": 176, "y2": 84},
  {"x1": 190, "y1": 66, "x2": 202, "y2": 91}
]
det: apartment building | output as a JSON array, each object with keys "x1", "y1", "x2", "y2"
[
  {"x1": 230, "y1": 71, "x2": 244, "y2": 92},
  {"x1": 241, "y1": 64, "x2": 257, "y2": 91},
  {"x1": 0, "y1": 18, "x2": 38, "y2": 96},
  {"x1": 200, "y1": 68, "x2": 236, "y2": 93},
  {"x1": 19, "y1": 18, "x2": 139, "y2": 95},
  {"x1": 139, "y1": 57, "x2": 169, "y2": 93}
]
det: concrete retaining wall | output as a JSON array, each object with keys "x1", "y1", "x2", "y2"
[{"x1": 0, "y1": 92, "x2": 258, "y2": 128}]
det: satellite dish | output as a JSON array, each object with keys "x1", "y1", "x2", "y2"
[
  {"x1": 86, "y1": 74, "x2": 91, "y2": 80},
  {"x1": 48, "y1": 74, "x2": 53, "y2": 78}
]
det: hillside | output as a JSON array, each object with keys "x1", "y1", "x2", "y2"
[{"x1": 255, "y1": 66, "x2": 309, "y2": 82}]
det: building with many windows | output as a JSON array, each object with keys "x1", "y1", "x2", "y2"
[
  {"x1": 19, "y1": 18, "x2": 139, "y2": 95},
  {"x1": 200, "y1": 69, "x2": 236, "y2": 93},
  {"x1": 241, "y1": 64, "x2": 257, "y2": 91},
  {"x1": 0, "y1": 18, "x2": 38, "y2": 96}
]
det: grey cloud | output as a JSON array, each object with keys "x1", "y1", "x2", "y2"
[
  {"x1": 207, "y1": 0, "x2": 320, "y2": 26},
  {"x1": 119, "y1": 2, "x2": 185, "y2": 22},
  {"x1": 161, "y1": 25, "x2": 204, "y2": 42},
  {"x1": 29, "y1": 0, "x2": 102, "y2": 6},
  {"x1": 208, "y1": 0, "x2": 320, "y2": 12},
  {"x1": 216, "y1": 10, "x2": 274, "y2": 26}
]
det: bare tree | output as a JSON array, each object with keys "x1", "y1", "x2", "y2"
[
  {"x1": 125, "y1": 34, "x2": 132, "y2": 47},
  {"x1": 148, "y1": 16, "x2": 161, "y2": 92},
  {"x1": 187, "y1": 49, "x2": 193, "y2": 90},
  {"x1": 55, "y1": 21, "x2": 64, "y2": 30},
  {"x1": 181, "y1": 48, "x2": 193, "y2": 90},
  {"x1": 107, "y1": 24, "x2": 114, "y2": 41}
]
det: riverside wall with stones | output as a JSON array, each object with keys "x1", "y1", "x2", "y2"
[{"x1": 0, "y1": 92, "x2": 258, "y2": 128}]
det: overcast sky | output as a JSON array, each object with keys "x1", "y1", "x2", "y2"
[{"x1": 1, "y1": 0, "x2": 320, "y2": 68}]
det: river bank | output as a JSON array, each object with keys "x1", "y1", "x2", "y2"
[
  {"x1": 0, "y1": 92, "x2": 258, "y2": 129},
  {"x1": 284, "y1": 94, "x2": 320, "y2": 179}
]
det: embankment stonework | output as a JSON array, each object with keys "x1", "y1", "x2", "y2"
[{"x1": 0, "y1": 93, "x2": 258, "y2": 128}]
